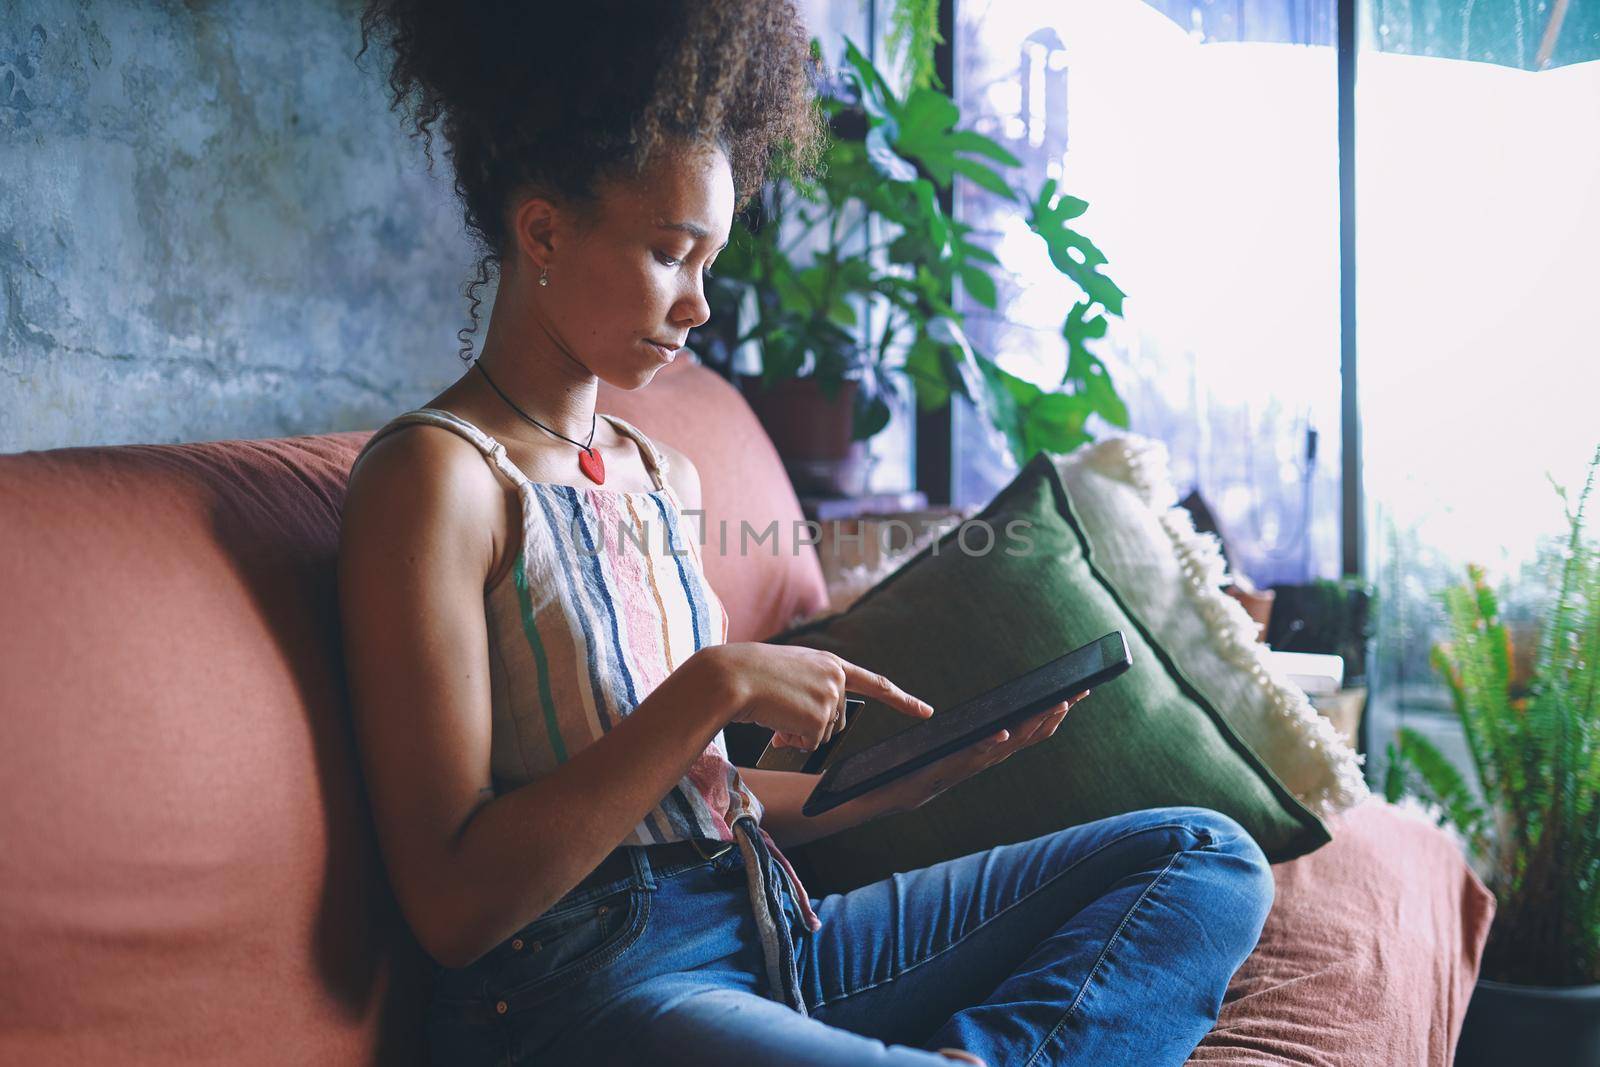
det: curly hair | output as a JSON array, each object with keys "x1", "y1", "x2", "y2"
[{"x1": 356, "y1": 1, "x2": 830, "y2": 362}]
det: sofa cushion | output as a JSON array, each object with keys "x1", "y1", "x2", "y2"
[
  {"x1": 1187, "y1": 797, "x2": 1496, "y2": 1065},
  {"x1": 0, "y1": 432, "x2": 428, "y2": 1065},
  {"x1": 758, "y1": 449, "x2": 1330, "y2": 896}
]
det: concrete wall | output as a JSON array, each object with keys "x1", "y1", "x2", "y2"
[{"x1": 1, "y1": 0, "x2": 479, "y2": 452}]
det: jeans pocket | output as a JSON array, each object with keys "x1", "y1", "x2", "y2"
[{"x1": 491, "y1": 885, "x2": 651, "y2": 1010}]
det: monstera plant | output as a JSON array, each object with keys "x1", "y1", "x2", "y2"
[{"x1": 697, "y1": 36, "x2": 1130, "y2": 471}]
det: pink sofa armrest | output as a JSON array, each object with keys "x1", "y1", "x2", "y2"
[{"x1": 1188, "y1": 796, "x2": 1496, "y2": 1066}]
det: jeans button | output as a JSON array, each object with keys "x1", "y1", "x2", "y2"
[
  {"x1": 511, "y1": 939, "x2": 524, "y2": 951},
  {"x1": 495, "y1": 1001, "x2": 508, "y2": 1015}
]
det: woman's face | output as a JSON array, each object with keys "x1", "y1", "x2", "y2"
[{"x1": 523, "y1": 143, "x2": 735, "y2": 388}]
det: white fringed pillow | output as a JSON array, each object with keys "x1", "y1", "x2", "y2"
[{"x1": 1053, "y1": 435, "x2": 1369, "y2": 819}]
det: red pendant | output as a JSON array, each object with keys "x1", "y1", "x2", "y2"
[{"x1": 578, "y1": 446, "x2": 606, "y2": 485}]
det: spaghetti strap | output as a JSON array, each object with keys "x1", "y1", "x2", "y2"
[
  {"x1": 599, "y1": 413, "x2": 670, "y2": 491},
  {"x1": 355, "y1": 408, "x2": 531, "y2": 489},
  {"x1": 357, "y1": 408, "x2": 668, "y2": 493}
]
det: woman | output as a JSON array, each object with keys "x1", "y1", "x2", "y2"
[{"x1": 339, "y1": 4, "x2": 1275, "y2": 1065}]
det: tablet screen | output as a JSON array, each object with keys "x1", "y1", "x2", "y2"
[{"x1": 825, "y1": 634, "x2": 1121, "y2": 794}]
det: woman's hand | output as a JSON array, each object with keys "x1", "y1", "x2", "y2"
[
  {"x1": 700, "y1": 643, "x2": 933, "y2": 751},
  {"x1": 863, "y1": 690, "x2": 1093, "y2": 818}
]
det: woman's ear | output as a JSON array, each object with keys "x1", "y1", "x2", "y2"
[{"x1": 509, "y1": 193, "x2": 560, "y2": 276}]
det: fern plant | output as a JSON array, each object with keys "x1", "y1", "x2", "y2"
[{"x1": 1384, "y1": 444, "x2": 1600, "y2": 986}]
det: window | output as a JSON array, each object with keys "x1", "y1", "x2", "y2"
[
  {"x1": 951, "y1": 1, "x2": 1344, "y2": 591},
  {"x1": 949, "y1": 0, "x2": 1600, "y2": 796},
  {"x1": 1357, "y1": 2, "x2": 1600, "y2": 790}
]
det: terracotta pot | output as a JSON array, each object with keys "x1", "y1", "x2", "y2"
[
  {"x1": 736, "y1": 374, "x2": 876, "y2": 495},
  {"x1": 737, "y1": 374, "x2": 857, "y2": 458},
  {"x1": 1223, "y1": 584, "x2": 1275, "y2": 642}
]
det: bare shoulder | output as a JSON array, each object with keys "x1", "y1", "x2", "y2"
[
  {"x1": 652, "y1": 437, "x2": 703, "y2": 512},
  {"x1": 342, "y1": 421, "x2": 501, "y2": 588}
]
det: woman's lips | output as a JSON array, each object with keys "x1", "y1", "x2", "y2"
[{"x1": 646, "y1": 340, "x2": 677, "y2": 363}]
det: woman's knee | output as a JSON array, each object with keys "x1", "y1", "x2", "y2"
[
  {"x1": 1163, "y1": 805, "x2": 1276, "y2": 925},
  {"x1": 1054, "y1": 805, "x2": 1275, "y2": 922}
]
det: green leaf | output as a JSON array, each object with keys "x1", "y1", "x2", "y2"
[
  {"x1": 957, "y1": 264, "x2": 997, "y2": 310},
  {"x1": 1028, "y1": 180, "x2": 1126, "y2": 315},
  {"x1": 925, "y1": 317, "x2": 986, "y2": 405},
  {"x1": 1060, "y1": 305, "x2": 1128, "y2": 429},
  {"x1": 1031, "y1": 178, "x2": 1088, "y2": 221},
  {"x1": 1082, "y1": 358, "x2": 1129, "y2": 428},
  {"x1": 1024, "y1": 391, "x2": 1094, "y2": 456},
  {"x1": 950, "y1": 156, "x2": 1018, "y2": 201},
  {"x1": 835, "y1": 257, "x2": 878, "y2": 293},
  {"x1": 898, "y1": 88, "x2": 960, "y2": 146},
  {"x1": 827, "y1": 297, "x2": 858, "y2": 328},
  {"x1": 977, "y1": 358, "x2": 1034, "y2": 467},
  {"x1": 760, "y1": 333, "x2": 806, "y2": 382},
  {"x1": 944, "y1": 129, "x2": 1023, "y2": 168},
  {"x1": 1383, "y1": 741, "x2": 1409, "y2": 804},
  {"x1": 883, "y1": 0, "x2": 944, "y2": 94},
  {"x1": 954, "y1": 238, "x2": 1000, "y2": 267},
  {"x1": 888, "y1": 230, "x2": 935, "y2": 266},
  {"x1": 907, "y1": 178, "x2": 949, "y2": 256},
  {"x1": 884, "y1": 87, "x2": 1019, "y2": 206},
  {"x1": 1061, "y1": 297, "x2": 1110, "y2": 356},
  {"x1": 852, "y1": 390, "x2": 893, "y2": 441},
  {"x1": 902, "y1": 336, "x2": 952, "y2": 412},
  {"x1": 843, "y1": 39, "x2": 902, "y2": 125},
  {"x1": 1387, "y1": 725, "x2": 1491, "y2": 852}
]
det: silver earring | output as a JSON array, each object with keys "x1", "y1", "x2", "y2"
[{"x1": 539, "y1": 267, "x2": 550, "y2": 287}]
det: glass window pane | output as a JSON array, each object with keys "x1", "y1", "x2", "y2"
[
  {"x1": 952, "y1": 1, "x2": 1343, "y2": 589},
  {"x1": 1358, "y1": 6, "x2": 1600, "y2": 792}
]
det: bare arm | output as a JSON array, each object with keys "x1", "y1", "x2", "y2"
[{"x1": 338, "y1": 430, "x2": 742, "y2": 968}]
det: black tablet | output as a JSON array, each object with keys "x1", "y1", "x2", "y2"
[{"x1": 801, "y1": 631, "x2": 1133, "y2": 818}]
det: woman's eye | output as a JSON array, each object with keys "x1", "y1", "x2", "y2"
[{"x1": 656, "y1": 251, "x2": 714, "y2": 278}]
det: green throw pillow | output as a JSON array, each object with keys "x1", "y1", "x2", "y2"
[{"x1": 758, "y1": 450, "x2": 1329, "y2": 895}]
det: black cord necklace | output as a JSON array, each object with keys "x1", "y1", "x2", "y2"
[{"x1": 472, "y1": 359, "x2": 607, "y2": 484}]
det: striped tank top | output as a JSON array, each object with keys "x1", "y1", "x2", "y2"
[{"x1": 354, "y1": 407, "x2": 821, "y2": 1010}]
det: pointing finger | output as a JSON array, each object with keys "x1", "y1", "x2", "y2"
[{"x1": 835, "y1": 657, "x2": 934, "y2": 721}]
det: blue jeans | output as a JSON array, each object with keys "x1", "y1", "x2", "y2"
[{"x1": 427, "y1": 805, "x2": 1275, "y2": 1066}]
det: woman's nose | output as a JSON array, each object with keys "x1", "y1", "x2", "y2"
[{"x1": 676, "y1": 281, "x2": 711, "y2": 331}]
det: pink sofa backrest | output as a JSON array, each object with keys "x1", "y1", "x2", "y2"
[{"x1": 0, "y1": 358, "x2": 825, "y2": 1064}]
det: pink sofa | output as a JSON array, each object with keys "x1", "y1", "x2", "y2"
[{"x1": 0, "y1": 355, "x2": 1494, "y2": 1063}]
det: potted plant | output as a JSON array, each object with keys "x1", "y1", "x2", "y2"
[
  {"x1": 1383, "y1": 445, "x2": 1600, "y2": 1065},
  {"x1": 695, "y1": 30, "x2": 1132, "y2": 492}
]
